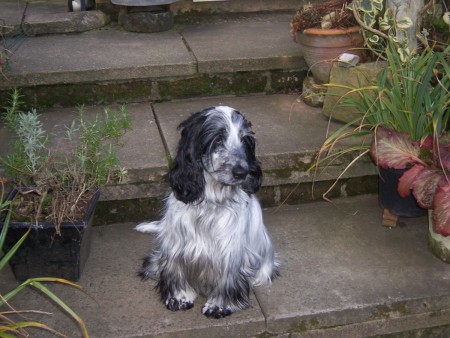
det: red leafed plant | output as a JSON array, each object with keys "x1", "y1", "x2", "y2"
[{"x1": 371, "y1": 126, "x2": 450, "y2": 236}]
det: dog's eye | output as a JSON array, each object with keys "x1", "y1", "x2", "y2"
[{"x1": 214, "y1": 137, "x2": 224, "y2": 146}]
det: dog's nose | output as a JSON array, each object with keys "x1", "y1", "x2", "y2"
[{"x1": 232, "y1": 165, "x2": 249, "y2": 180}]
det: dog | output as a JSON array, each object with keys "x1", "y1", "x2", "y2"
[{"x1": 135, "y1": 106, "x2": 279, "y2": 318}]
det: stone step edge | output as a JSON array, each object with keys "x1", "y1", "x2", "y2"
[
  {"x1": 94, "y1": 153, "x2": 378, "y2": 225},
  {"x1": 0, "y1": 69, "x2": 306, "y2": 109}
]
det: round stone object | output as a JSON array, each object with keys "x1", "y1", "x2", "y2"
[{"x1": 118, "y1": 7, "x2": 174, "y2": 33}]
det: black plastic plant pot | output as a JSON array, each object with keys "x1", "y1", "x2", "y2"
[
  {"x1": 378, "y1": 167, "x2": 426, "y2": 218},
  {"x1": 1, "y1": 189, "x2": 100, "y2": 282}
]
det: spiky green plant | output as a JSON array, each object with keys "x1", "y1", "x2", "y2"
[{"x1": 312, "y1": 40, "x2": 450, "y2": 199}]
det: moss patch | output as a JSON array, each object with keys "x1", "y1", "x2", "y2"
[
  {"x1": 158, "y1": 71, "x2": 268, "y2": 101},
  {"x1": 1, "y1": 80, "x2": 154, "y2": 109},
  {"x1": 0, "y1": 67, "x2": 306, "y2": 108},
  {"x1": 289, "y1": 317, "x2": 321, "y2": 333},
  {"x1": 94, "y1": 197, "x2": 163, "y2": 225},
  {"x1": 257, "y1": 175, "x2": 378, "y2": 207},
  {"x1": 271, "y1": 69, "x2": 306, "y2": 93}
]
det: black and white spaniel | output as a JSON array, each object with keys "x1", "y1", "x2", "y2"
[{"x1": 135, "y1": 106, "x2": 279, "y2": 318}]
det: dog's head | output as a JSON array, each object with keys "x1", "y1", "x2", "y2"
[{"x1": 169, "y1": 106, "x2": 262, "y2": 203}]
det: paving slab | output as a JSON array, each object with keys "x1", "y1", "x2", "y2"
[
  {"x1": 256, "y1": 196, "x2": 450, "y2": 336},
  {"x1": 181, "y1": 17, "x2": 305, "y2": 73},
  {"x1": 1, "y1": 0, "x2": 28, "y2": 28},
  {"x1": 153, "y1": 94, "x2": 376, "y2": 187},
  {"x1": 1, "y1": 195, "x2": 450, "y2": 337},
  {"x1": 1, "y1": 28, "x2": 196, "y2": 87}
]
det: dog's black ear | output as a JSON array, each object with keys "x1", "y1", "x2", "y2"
[
  {"x1": 169, "y1": 112, "x2": 207, "y2": 203},
  {"x1": 241, "y1": 135, "x2": 263, "y2": 194}
]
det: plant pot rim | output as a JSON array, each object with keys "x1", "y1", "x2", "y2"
[{"x1": 300, "y1": 26, "x2": 361, "y2": 36}]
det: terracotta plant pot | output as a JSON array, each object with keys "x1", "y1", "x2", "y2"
[{"x1": 296, "y1": 26, "x2": 364, "y2": 83}]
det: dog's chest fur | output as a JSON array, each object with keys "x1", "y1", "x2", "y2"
[{"x1": 166, "y1": 189, "x2": 252, "y2": 294}]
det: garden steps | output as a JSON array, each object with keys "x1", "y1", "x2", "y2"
[
  {"x1": 1, "y1": 1, "x2": 305, "y2": 108},
  {"x1": 0, "y1": 93, "x2": 378, "y2": 224},
  {"x1": 0, "y1": 0, "x2": 380, "y2": 226},
  {"x1": 2, "y1": 194, "x2": 450, "y2": 337},
  {"x1": 0, "y1": 0, "x2": 378, "y2": 225},
  {"x1": 2, "y1": 2, "x2": 450, "y2": 338}
]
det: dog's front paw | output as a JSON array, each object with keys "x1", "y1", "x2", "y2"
[
  {"x1": 202, "y1": 303, "x2": 233, "y2": 319},
  {"x1": 165, "y1": 297, "x2": 194, "y2": 312}
]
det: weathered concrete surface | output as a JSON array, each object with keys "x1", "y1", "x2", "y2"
[
  {"x1": 1, "y1": 0, "x2": 106, "y2": 36},
  {"x1": 181, "y1": 18, "x2": 305, "y2": 73},
  {"x1": 1, "y1": 195, "x2": 450, "y2": 337},
  {"x1": 257, "y1": 196, "x2": 450, "y2": 336},
  {"x1": 23, "y1": 10, "x2": 110, "y2": 36},
  {"x1": 0, "y1": 94, "x2": 375, "y2": 203},
  {"x1": 1, "y1": 28, "x2": 196, "y2": 87},
  {"x1": 0, "y1": 3, "x2": 304, "y2": 92},
  {"x1": 154, "y1": 94, "x2": 376, "y2": 189}
]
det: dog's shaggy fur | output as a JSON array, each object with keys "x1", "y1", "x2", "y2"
[{"x1": 135, "y1": 106, "x2": 279, "y2": 318}]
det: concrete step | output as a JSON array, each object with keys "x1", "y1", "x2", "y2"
[
  {"x1": 1, "y1": 195, "x2": 450, "y2": 337},
  {"x1": 0, "y1": 94, "x2": 377, "y2": 224},
  {"x1": 1, "y1": 1, "x2": 305, "y2": 108}
]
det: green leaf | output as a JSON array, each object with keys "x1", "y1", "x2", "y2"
[
  {"x1": 1, "y1": 277, "x2": 90, "y2": 337},
  {"x1": 378, "y1": 17, "x2": 392, "y2": 31},
  {"x1": 368, "y1": 34, "x2": 380, "y2": 43},
  {"x1": 362, "y1": 12, "x2": 376, "y2": 27},
  {"x1": 359, "y1": 0, "x2": 374, "y2": 13},
  {"x1": 397, "y1": 16, "x2": 413, "y2": 29},
  {"x1": 0, "y1": 227, "x2": 30, "y2": 272},
  {"x1": 397, "y1": 47, "x2": 410, "y2": 63},
  {"x1": 372, "y1": 0, "x2": 383, "y2": 12},
  {"x1": 0, "y1": 202, "x2": 12, "y2": 251}
]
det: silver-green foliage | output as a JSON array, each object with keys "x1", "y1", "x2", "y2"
[
  {"x1": 16, "y1": 109, "x2": 49, "y2": 175},
  {"x1": 1, "y1": 90, "x2": 131, "y2": 229},
  {"x1": 2, "y1": 90, "x2": 131, "y2": 188}
]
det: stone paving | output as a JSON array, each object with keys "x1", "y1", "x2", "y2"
[
  {"x1": 1, "y1": 195, "x2": 450, "y2": 337},
  {"x1": 1, "y1": 2, "x2": 450, "y2": 337}
]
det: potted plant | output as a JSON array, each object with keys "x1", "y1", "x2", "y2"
[
  {"x1": 0, "y1": 179, "x2": 90, "y2": 337},
  {"x1": 290, "y1": 0, "x2": 364, "y2": 84},
  {"x1": 370, "y1": 124, "x2": 450, "y2": 262},
  {"x1": 313, "y1": 38, "x2": 450, "y2": 223},
  {"x1": 0, "y1": 90, "x2": 131, "y2": 281},
  {"x1": 321, "y1": 0, "x2": 418, "y2": 122}
]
